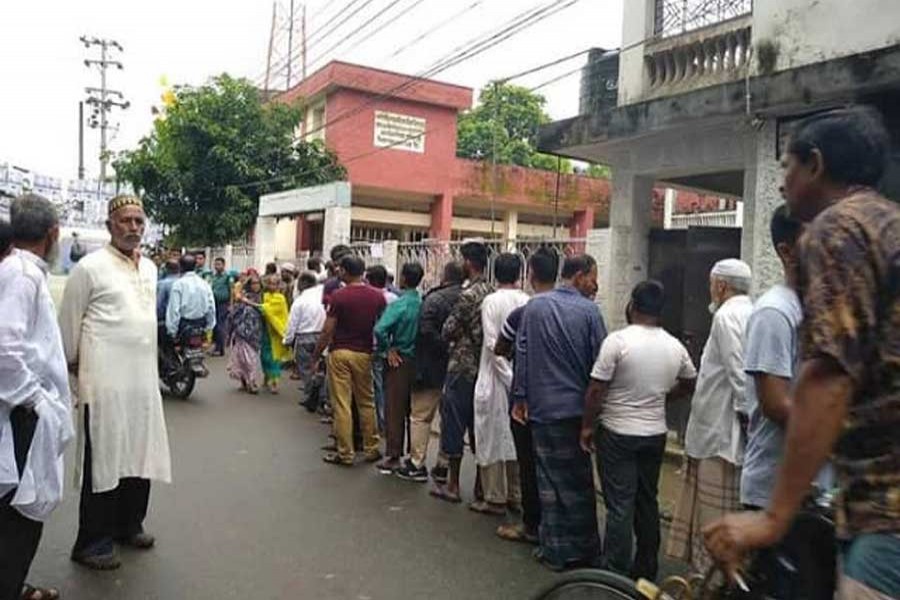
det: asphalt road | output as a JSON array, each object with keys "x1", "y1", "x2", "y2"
[{"x1": 27, "y1": 358, "x2": 561, "y2": 600}]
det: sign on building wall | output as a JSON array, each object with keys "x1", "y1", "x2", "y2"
[{"x1": 373, "y1": 111, "x2": 426, "y2": 153}]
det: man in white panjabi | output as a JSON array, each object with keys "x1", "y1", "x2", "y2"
[
  {"x1": 471, "y1": 253, "x2": 529, "y2": 515},
  {"x1": 59, "y1": 195, "x2": 171, "y2": 571},
  {"x1": 666, "y1": 258, "x2": 753, "y2": 573},
  {"x1": 0, "y1": 195, "x2": 74, "y2": 600}
]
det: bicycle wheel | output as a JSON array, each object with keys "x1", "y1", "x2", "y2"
[{"x1": 532, "y1": 569, "x2": 645, "y2": 600}]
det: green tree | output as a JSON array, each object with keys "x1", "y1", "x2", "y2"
[
  {"x1": 457, "y1": 82, "x2": 573, "y2": 172},
  {"x1": 114, "y1": 74, "x2": 345, "y2": 246}
]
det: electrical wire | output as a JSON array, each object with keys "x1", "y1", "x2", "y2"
[
  {"x1": 225, "y1": 43, "x2": 594, "y2": 193},
  {"x1": 385, "y1": 0, "x2": 486, "y2": 60},
  {"x1": 307, "y1": 0, "x2": 431, "y2": 71}
]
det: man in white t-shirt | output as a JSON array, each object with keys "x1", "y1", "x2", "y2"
[{"x1": 581, "y1": 280, "x2": 697, "y2": 580}]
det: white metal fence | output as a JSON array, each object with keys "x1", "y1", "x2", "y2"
[
  {"x1": 395, "y1": 238, "x2": 587, "y2": 292},
  {"x1": 669, "y1": 210, "x2": 741, "y2": 229}
]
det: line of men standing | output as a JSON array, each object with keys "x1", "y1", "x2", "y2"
[{"x1": 0, "y1": 193, "x2": 172, "y2": 600}]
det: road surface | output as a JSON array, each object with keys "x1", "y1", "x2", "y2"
[{"x1": 28, "y1": 358, "x2": 560, "y2": 600}]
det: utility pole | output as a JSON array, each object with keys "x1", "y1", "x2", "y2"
[
  {"x1": 490, "y1": 80, "x2": 500, "y2": 239},
  {"x1": 301, "y1": 3, "x2": 307, "y2": 80},
  {"x1": 286, "y1": 0, "x2": 295, "y2": 89},
  {"x1": 78, "y1": 101, "x2": 85, "y2": 180},
  {"x1": 81, "y1": 36, "x2": 129, "y2": 182},
  {"x1": 264, "y1": 2, "x2": 277, "y2": 95}
]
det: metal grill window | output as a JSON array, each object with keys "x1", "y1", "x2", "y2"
[{"x1": 654, "y1": 0, "x2": 752, "y2": 37}]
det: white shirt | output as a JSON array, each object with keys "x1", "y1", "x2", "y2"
[
  {"x1": 284, "y1": 284, "x2": 326, "y2": 344},
  {"x1": 591, "y1": 324, "x2": 697, "y2": 436},
  {"x1": 59, "y1": 245, "x2": 172, "y2": 492},
  {"x1": 684, "y1": 294, "x2": 754, "y2": 465},
  {"x1": 0, "y1": 249, "x2": 74, "y2": 521}
]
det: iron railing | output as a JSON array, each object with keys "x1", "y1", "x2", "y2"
[{"x1": 654, "y1": 0, "x2": 752, "y2": 38}]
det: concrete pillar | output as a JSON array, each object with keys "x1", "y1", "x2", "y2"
[
  {"x1": 383, "y1": 239, "x2": 399, "y2": 278},
  {"x1": 503, "y1": 209, "x2": 518, "y2": 250},
  {"x1": 741, "y1": 120, "x2": 783, "y2": 297},
  {"x1": 586, "y1": 227, "x2": 611, "y2": 310},
  {"x1": 254, "y1": 216, "x2": 278, "y2": 269},
  {"x1": 224, "y1": 244, "x2": 234, "y2": 270},
  {"x1": 570, "y1": 207, "x2": 595, "y2": 239},
  {"x1": 323, "y1": 206, "x2": 352, "y2": 258},
  {"x1": 606, "y1": 171, "x2": 655, "y2": 330},
  {"x1": 430, "y1": 193, "x2": 453, "y2": 240},
  {"x1": 663, "y1": 188, "x2": 676, "y2": 229}
]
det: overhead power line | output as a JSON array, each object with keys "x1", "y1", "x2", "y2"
[
  {"x1": 307, "y1": 0, "x2": 430, "y2": 72},
  {"x1": 226, "y1": 42, "x2": 594, "y2": 193},
  {"x1": 300, "y1": 0, "x2": 583, "y2": 140},
  {"x1": 385, "y1": 0, "x2": 486, "y2": 60}
]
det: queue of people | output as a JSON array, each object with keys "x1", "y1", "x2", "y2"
[{"x1": 0, "y1": 105, "x2": 897, "y2": 600}]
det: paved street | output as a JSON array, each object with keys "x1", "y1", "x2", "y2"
[{"x1": 28, "y1": 358, "x2": 559, "y2": 600}]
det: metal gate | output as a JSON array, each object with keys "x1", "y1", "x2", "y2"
[{"x1": 649, "y1": 226, "x2": 742, "y2": 438}]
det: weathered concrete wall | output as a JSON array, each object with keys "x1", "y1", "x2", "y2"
[
  {"x1": 753, "y1": 0, "x2": 900, "y2": 75},
  {"x1": 741, "y1": 120, "x2": 784, "y2": 296},
  {"x1": 617, "y1": 0, "x2": 655, "y2": 106}
]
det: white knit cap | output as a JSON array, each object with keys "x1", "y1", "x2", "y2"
[
  {"x1": 710, "y1": 258, "x2": 752, "y2": 281},
  {"x1": 280, "y1": 262, "x2": 297, "y2": 274}
]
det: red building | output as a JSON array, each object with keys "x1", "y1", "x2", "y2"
[{"x1": 255, "y1": 61, "x2": 610, "y2": 259}]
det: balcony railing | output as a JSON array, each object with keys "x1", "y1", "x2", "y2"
[
  {"x1": 644, "y1": 16, "x2": 752, "y2": 99},
  {"x1": 655, "y1": 0, "x2": 752, "y2": 38}
]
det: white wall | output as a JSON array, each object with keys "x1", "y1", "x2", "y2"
[
  {"x1": 274, "y1": 218, "x2": 297, "y2": 261},
  {"x1": 753, "y1": 0, "x2": 900, "y2": 73},
  {"x1": 617, "y1": 0, "x2": 655, "y2": 106}
]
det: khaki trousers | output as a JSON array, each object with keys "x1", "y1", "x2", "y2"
[
  {"x1": 409, "y1": 388, "x2": 441, "y2": 468},
  {"x1": 328, "y1": 349, "x2": 380, "y2": 462},
  {"x1": 480, "y1": 460, "x2": 521, "y2": 505}
]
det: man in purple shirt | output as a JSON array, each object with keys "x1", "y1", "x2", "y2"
[{"x1": 514, "y1": 254, "x2": 606, "y2": 571}]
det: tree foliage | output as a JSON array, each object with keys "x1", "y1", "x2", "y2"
[
  {"x1": 114, "y1": 74, "x2": 345, "y2": 246},
  {"x1": 456, "y1": 82, "x2": 608, "y2": 178}
]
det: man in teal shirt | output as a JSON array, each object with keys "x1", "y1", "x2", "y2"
[
  {"x1": 373, "y1": 262, "x2": 425, "y2": 474},
  {"x1": 209, "y1": 257, "x2": 235, "y2": 356}
]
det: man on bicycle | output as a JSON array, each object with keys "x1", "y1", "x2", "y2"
[{"x1": 704, "y1": 107, "x2": 900, "y2": 599}]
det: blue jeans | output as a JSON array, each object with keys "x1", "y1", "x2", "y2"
[
  {"x1": 438, "y1": 372, "x2": 476, "y2": 459},
  {"x1": 372, "y1": 356, "x2": 385, "y2": 433}
]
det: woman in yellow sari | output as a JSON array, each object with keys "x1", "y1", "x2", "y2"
[{"x1": 256, "y1": 274, "x2": 291, "y2": 393}]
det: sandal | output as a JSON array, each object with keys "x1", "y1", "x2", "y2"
[
  {"x1": 21, "y1": 584, "x2": 60, "y2": 600},
  {"x1": 322, "y1": 452, "x2": 353, "y2": 466},
  {"x1": 469, "y1": 500, "x2": 506, "y2": 515},
  {"x1": 429, "y1": 484, "x2": 462, "y2": 504},
  {"x1": 496, "y1": 522, "x2": 539, "y2": 544}
]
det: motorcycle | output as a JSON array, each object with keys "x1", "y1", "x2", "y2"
[{"x1": 158, "y1": 323, "x2": 209, "y2": 399}]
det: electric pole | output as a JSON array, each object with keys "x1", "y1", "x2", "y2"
[
  {"x1": 301, "y1": 3, "x2": 307, "y2": 80},
  {"x1": 286, "y1": 0, "x2": 295, "y2": 89},
  {"x1": 265, "y1": 2, "x2": 277, "y2": 95},
  {"x1": 81, "y1": 36, "x2": 129, "y2": 182}
]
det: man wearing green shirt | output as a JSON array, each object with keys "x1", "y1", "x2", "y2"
[
  {"x1": 373, "y1": 262, "x2": 425, "y2": 474},
  {"x1": 209, "y1": 257, "x2": 235, "y2": 356}
]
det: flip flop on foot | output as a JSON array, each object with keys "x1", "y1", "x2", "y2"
[
  {"x1": 21, "y1": 584, "x2": 60, "y2": 600},
  {"x1": 469, "y1": 500, "x2": 506, "y2": 515},
  {"x1": 322, "y1": 452, "x2": 353, "y2": 466},
  {"x1": 496, "y1": 522, "x2": 539, "y2": 544},
  {"x1": 429, "y1": 484, "x2": 462, "y2": 504}
]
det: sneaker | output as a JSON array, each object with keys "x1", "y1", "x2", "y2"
[
  {"x1": 395, "y1": 459, "x2": 428, "y2": 482},
  {"x1": 376, "y1": 457, "x2": 401, "y2": 475},
  {"x1": 430, "y1": 464, "x2": 448, "y2": 484}
]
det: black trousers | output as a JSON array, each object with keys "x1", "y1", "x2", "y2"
[
  {"x1": 0, "y1": 408, "x2": 42, "y2": 600},
  {"x1": 595, "y1": 424, "x2": 666, "y2": 581},
  {"x1": 213, "y1": 301, "x2": 229, "y2": 353},
  {"x1": 73, "y1": 406, "x2": 150, "y2": 556},
  {"x1": 511, "y1": 417, "x2": 541, "y2": 533}
]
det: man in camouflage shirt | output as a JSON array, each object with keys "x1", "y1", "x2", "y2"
[
  {"x1": 705, "y1": 107, "x2": 900, "y2": 599},
  {"x1": 430, "y1": 241, "x2": 495, "y2": 503}
]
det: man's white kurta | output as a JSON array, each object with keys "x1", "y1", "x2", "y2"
[
  {"x1": 474, "y1": 288, "x2": 529, "y2": 466},
  {"x1": 58, "y1": 245, "x2": 172, "y2": 493},
  {"x1": 684, "y1": 294, "x2": 753, "y2": 466},
  {"x1": 0, "y1": 249, "x2": 74, "y2": 521}
]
